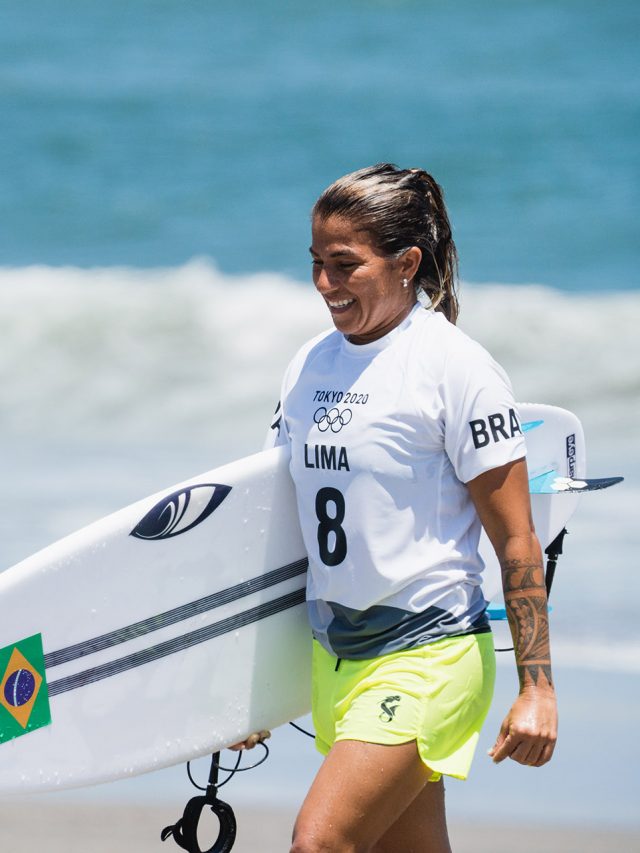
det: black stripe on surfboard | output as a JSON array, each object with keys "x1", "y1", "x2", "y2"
[
  {"x1": 44, "y1": 557, "x2": 308, "y2": 670},
  {"x1": 47, "y1": 587, "x2": 306, "y2": 697}
]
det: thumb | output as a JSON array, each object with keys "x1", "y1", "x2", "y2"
[
  {"x1": 491, "y1": 728, "x2": 517, "y2": 764},
  {"x1": 488, "y1": 717, "x2": 510, "y2": 759}
]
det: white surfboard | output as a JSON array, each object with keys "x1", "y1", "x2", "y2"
[
  {"x1": 0, "y1": 448, "x2": 311, "y2": 794},
  {"x1": 0, "y1": 403, "x2": 619, "y2": 793}
]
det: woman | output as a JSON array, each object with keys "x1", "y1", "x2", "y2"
[{"x1": 241, "y1": 164, "x2": 557, "y2": 853}]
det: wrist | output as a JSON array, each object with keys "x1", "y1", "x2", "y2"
[{"x1": 519, "y1": 682, "x2": 556, "y2": 697}]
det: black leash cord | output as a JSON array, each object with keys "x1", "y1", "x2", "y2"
[
  {"x1": 186, "y1": 745, "x2": 270, "y2": 790},
  {"x1": 161, "y1": 750, "x2": 236, "y2": 853},
  {"x1": 161, "y1": 744, "x2": 269, "y2": 853},
  {"x1": 289, "y1": 721, "x2": 315, "y2": 739}
]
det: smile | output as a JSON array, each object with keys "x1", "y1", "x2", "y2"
[{"x1": 327, "y1": 298, "x2": 355, "y2": 309}]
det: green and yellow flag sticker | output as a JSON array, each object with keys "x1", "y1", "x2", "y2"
[{"x1": 0, "y1": 634, "x2": 51, "y2": 745}]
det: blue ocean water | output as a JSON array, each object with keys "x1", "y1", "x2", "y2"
[
  {"x1": 1, "y1": 0, "x2": 639, "y2": 833},
  {"x1": 2, "y1": 0, "x2": 639, "y2": 290}
]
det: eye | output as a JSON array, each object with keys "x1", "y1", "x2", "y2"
[{"x1": 130, "y1": 483, "x2": 231, "y2": 540}]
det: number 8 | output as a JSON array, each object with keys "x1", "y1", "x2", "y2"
[{"x1": 315, "y1": 487, "x2": 347, "y2": 566}]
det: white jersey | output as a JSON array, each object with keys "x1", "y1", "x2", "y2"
[{"x1": 268, "y1": 304, "x2": 526, "y2": 659}]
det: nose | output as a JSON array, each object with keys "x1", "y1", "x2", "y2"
[{"x1": 313, "y1": 265, "x2": 332, "y2": 294}]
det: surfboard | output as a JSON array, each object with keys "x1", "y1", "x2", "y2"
[
  {"x1": 0, "y1": 403, "x2": 620, "y2": 793},
  {"x1": 483, "y1": 402, "x2": 585, "y2": 605},
  {"x1": 0, "y1": 449, "x2": 310, "y2": 794}
]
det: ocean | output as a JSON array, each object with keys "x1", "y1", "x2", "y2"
[{"x1": 1, "y1": 0, "x2": 639, "y2": 833}]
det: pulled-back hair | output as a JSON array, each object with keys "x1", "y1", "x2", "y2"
[{"x1": 313, "y1": 163, "x2": 459, "y2": 323}]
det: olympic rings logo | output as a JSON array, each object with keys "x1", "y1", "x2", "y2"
[{"x1": 313, "y1": 407, "x2": 353, "y2": 433}]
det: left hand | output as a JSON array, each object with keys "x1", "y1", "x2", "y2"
[
  {"x1": 489, "y1": 688, "x2": 557, "y2": 767},
  {"x1": 229, "y1": 730, "x2": 271, "y2": 751}
]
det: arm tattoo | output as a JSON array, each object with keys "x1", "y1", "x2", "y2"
[{"x1": 501, "y1": 557, "x2": 553, "y2": 690}]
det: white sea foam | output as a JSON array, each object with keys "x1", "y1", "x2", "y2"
[
  {"x1": 1, "y1": 261, "x2": 638, "y2": 457},
  {"x1": 0, "y1": 260, "x2": 327, "y2": 452}
]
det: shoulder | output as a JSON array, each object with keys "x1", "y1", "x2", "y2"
[
  {"x1": 431, "y1": 312, "x2": 492, "y2": 357},
  {"x1": 408, "y1": 312, "x2": 517, "y2": 424},
  {"x1": 407, "y1": 309, "x2": 499, "y2": 379},
  {"x1": 428, "y1": 314, "x2": 507, "y2": 382}
]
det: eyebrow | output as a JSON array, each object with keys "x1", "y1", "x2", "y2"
[{"x1": 308, "y1": 246, "x2": 360, "y2": 258}]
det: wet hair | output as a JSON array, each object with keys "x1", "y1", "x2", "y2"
[{"x1": 312, "y1": 163, "x2": 459, "y2": 323}]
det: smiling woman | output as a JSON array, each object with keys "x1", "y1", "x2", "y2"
[
  {"x1": 311, "y1": 165, "x2": 459, "y2": 333},
  {"x1": 309, "y1": 216, "x2": 421, "y2": 344},
  {"x1": 245, "y1": 164, "x2": 557, "y2": 853}
]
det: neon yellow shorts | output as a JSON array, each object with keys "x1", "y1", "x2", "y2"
[{"x1": 312, "y1": 632, "x2": 496, "y2": 782}]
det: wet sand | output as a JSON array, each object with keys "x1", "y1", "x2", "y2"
[{"x1": 0, "y1": 801, "x2": 638, "y2": 852}]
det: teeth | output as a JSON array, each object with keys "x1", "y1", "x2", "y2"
[{"x1": 327, "y1": 298, "x2": 355, "y2": 308}]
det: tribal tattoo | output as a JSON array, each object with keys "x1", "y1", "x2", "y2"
[{"x1": 501, "y1": 557, "x2": 553, "y2": 690}]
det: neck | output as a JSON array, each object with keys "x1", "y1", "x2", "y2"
[{"x1": 346, "y1": 300, "x2": 418, "y2": 345}]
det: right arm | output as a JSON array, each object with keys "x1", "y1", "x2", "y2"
[{"x1": 467, "y1": 458, "x2": 557, "y2": 767}]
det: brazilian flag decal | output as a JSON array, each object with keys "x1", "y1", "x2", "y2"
[{"x1": 0, "y1": 634, "x2": 51, "y2": 745}]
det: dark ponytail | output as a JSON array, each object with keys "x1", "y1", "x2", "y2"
[{"x1": 313, "y1": 164, "x2": 460, "y2": 323}]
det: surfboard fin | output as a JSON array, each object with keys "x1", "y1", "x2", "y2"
[{"x1": 529, "y1": 472, "x2": 624, "y2": 494}]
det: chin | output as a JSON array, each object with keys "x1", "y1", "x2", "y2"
[{"x1": 332, "y1": 320, "x2": 356, "y2": 336}]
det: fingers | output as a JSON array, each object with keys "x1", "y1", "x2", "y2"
[
  {"x1": 489, "y1": 730, "x2": 515, "y2": 764},
  {"x1": 245, "y1": 729, "x2": 271, "y2": 749},
  {"x1": 490, "y1": 692, "x2": 557, "y2": 767},
  {"x1": 229, "y1": 730, "x2": 271, "y2": 751},
  {"x1": 490, "y1": 726, "x2": 556, "y2": 766},
  {"x1": 510, "y1": 740, "x2": 541, "y2": 765},
  {"x1": 524, "y1": 740, "x2": 555, "y2": 767},
  {"x1": 487, "y1": 717, "x2": 510, "y2": 762},
  {"x1": 537, "y1": 742, "x2": 555, "y2": 766}
]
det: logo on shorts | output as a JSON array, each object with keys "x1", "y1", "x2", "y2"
[{"x1": 379, "y1": 695, "x2": 401, "y2": 723}]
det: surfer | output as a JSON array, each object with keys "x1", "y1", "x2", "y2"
[{"x1": 241, "y1": 164, "x2": 557, "y2": 852}]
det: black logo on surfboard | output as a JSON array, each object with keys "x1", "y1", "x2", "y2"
[{"x1": 130, "y1": 484, "x2": 231, "y2": 541}]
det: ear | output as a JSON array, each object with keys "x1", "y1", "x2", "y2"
[{"x1": 397, "y1": 246, "x2": 422, "y2": 282}]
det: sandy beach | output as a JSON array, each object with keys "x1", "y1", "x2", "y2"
[{"x1": 1, "y1": 800, "x2": 638, "y2": 852}]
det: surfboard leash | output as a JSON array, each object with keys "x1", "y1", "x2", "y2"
[
  {"x1": 161, "y1": 744, "x2": 269, "y2": 853},
  {"x1": 289, "y1": 720, "x2": 315, "y2": 738}
]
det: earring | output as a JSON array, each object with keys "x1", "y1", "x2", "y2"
[{"x1": 402, "y1": 278, "x2": 409, "y2": 288}]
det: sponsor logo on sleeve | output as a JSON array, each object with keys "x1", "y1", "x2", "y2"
[
  {"x1": 0, "y1": 634, "x2": 51, "y2": 745},
  {"x1": 469, "y1": 408, "x2": 522, "y2": 449}
]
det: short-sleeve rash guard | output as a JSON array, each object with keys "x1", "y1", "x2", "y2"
[{"x1": 269, "y1": 304, "x2": 525, "y2": 659}]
